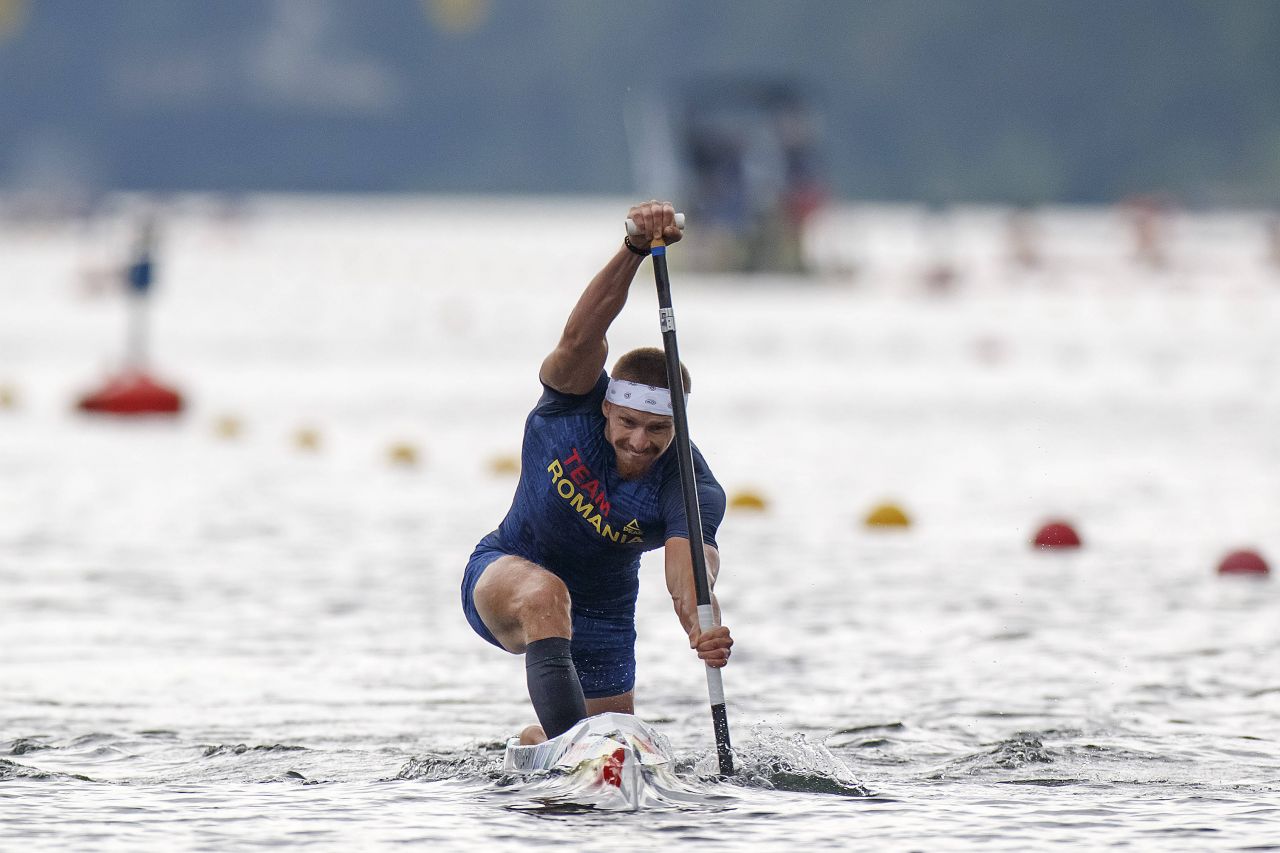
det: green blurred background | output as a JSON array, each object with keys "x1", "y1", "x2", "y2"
[{"x1": 1, "y1": 0, "x2": 1278, "y2": 205}]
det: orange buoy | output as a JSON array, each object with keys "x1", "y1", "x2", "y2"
[
  {"x1": 728, "y1": 490, "x2": 769, "y2": 512},
  {"x1": 865, "y1": 502, "x2": 911, "y2": 528},
  {"x1": 1216, "y1": 549, "x2": 1270, "y2": 577},
  {"x1": 77, "y1": 370, "x2": 183, "y2": 415},
  {"x1": 1033, "y1": 520, "x2": 1081, "y2": 549}
]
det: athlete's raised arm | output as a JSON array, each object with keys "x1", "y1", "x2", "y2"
[
  {"x1": 539, "y1": 201, "x2": 683, "y2": 395},
  {"x1": 664, "y1": 536, "x2": 732, "y2": 668}
]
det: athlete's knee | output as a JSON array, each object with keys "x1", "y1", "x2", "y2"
[
  {"x1": 511, "y1": 572, "x2": 572, "y2": 640},
  {"x1": 513, "y1": 573, "x2": 572, "y2": 620}
]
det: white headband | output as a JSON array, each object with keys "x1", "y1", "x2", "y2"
[{"x1": 605, "y1": 378, "x2": 683, "y2": 416}]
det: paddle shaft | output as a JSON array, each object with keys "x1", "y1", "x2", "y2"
[{"x1": 636, "y1": 220, "x2": 734, "y2": 777}]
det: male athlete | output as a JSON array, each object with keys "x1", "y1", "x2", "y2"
[{"x1": 461, "y1": 201, "x2": 733, "y2": 745}]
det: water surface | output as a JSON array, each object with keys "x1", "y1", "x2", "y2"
[{"x1": 2, "y1": 198, "x2": 1278, "y2": 850}]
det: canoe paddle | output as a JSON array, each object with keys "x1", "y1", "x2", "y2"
[{"x1": 626, "y1": 213, "x2": 734, "y2": 776}]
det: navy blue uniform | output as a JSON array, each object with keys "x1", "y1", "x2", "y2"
[{"x1": 462, "y1": 372, "x2": 725, "y2": 697}]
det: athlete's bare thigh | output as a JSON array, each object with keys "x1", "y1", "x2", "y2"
[{"x1": 471, "y1": 555, "x2": 572, "y2": 654}]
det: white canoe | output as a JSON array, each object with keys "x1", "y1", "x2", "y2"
[{"x1": 502, "y1": 712, "x2": 680, "y2": 809}]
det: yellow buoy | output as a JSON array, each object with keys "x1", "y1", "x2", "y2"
[
  {"x1": 864, "y1": 502, "x2": 911, "y2": 528},
  {"x1": 293, "y1": 427, "x2": 322, "y2": 452},
  {"x1": 488, "y1": 453, "x2": 520, "y2": 476},
  {"x1": 388, "y1": 442, "x2": 420, "y2": 468},
  {"x1": 728, "y1": 489, "x2": 769, "y2": 512},
  {"x1": 0, "y1": 384, "x2": 16, "y2": 410},
  {"x1": 0, "y1": 0, "x2": 30, "y2": 43},
  {"x1": 422, "y1": 0, "x2": 491, "y2": 34},
  {"x1": 213, "y1": 415, "x2": 243, "y2": 440}
]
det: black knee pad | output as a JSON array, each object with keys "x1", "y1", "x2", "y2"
[{"x1": 525, "y1": 636, "x2": 587, "y2": 738}]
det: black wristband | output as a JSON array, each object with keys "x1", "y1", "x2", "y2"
[{"x1": 623, "y1": 235, "x2": 650, "y2": 257}]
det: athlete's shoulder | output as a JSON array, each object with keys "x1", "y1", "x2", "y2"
[
  {"x1": 657, "y1": 443, "x2": 725, "y2": 503},
  {"x1": 655, "y1": 443, "x2": 727, "y2": 546},
  {"x1": 533, "y1": 371, "x2": 609, "y2": 418}
]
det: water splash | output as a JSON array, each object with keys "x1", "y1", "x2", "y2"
[
  {"x1": 396, "y1": 741, "x2": 728, "y2": 811},
  {"x1": 702, "y1": 724, "x2": 870, "y2": 797},
  {"x1": 989, "y1": 733, "x2": 1055, "y2": 768}
]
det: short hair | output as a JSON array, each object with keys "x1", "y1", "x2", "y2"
[{"x1": 611, "y1": 347, "x2": 691, "y2": 393}]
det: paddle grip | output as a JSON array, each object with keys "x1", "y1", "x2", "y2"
[{"x1": 624, "y1": 213, "x2": 685, "y2": 237}]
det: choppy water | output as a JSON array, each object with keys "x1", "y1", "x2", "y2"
[{"x1": 2, "y1": 197, "x2": 1279, "y2": 850}]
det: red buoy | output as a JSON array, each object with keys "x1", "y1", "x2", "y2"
[
  {"x1": 77, "y1": 370, "x2": 184, "y2": 416},
  {"x1": 76, "y1": 219, "x2": 184, "y2": 417},
  {"x1": 1033, "y1": 520, "x2": 1081, "y2": 549},
  {"x1": 1217, "y1": 549, "x2": 1270, "y2": 577}
]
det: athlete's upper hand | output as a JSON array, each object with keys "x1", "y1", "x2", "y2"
[
  {"x1": 627, "y1": 200, "x2": 683, "y2": 246},
  {"x1": 689, "y1": 624, "x2": 733, "y2": 668}
]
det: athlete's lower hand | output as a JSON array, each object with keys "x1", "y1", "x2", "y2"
[{"x1": 690, "y1": 625, "x2": 733, "y2": 668}]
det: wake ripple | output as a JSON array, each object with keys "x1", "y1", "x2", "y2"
[
  {"x1": 0, "y1": 757, "x2": 91, "y2": 782},
  {"x1": 6, "y1": 737, "x2": 50, "y2": 756},
  {"x1": 930, "y1": 731, "x2": 1071, "y2": 782},
  {"x1": 201, "y1": 743, "x2": 307, "y2": 758},
  {"x1": 397, "y1": 749, "x2": 503, "y2": 783}
]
